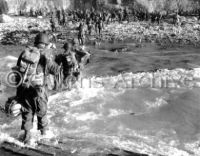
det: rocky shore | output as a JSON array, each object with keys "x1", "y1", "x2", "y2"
[
  {"x1": 0, "y1": 16, "x2": 200, "y2": 48},
  {"x1": 0, "y1": 16, "x2": 50, "y2": 45},
  {"x1": 102, "y1": 17, "x2": 200, "y2": 48}
]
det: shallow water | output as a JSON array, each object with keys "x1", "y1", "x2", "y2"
[{"x1": 0, "y1": 43, "x2": 200, "y2": 156}]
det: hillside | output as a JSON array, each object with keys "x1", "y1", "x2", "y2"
[{"x1": 0, "y1": 0, "x2": 200, "y2": 15}]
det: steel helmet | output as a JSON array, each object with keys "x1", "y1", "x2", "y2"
[
  {"x1": 34, "y1": 32, "x2": 49, "y2": 45},
  {"x1": 63, "y1": 42, "x2": 72, "y2": 50},
  {"x1": 71, "y1": 38, "x2": 79, "y2": 45}
]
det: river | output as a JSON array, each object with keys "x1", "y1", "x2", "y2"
[{"x1": 0, "y1": 43, "x2": 200, "y2": 156}]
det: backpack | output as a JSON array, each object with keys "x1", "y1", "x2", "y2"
[
  {"x1": 18, "y1": 46, "x2": 41, "y2": 85},
  {"x1": 63, "y1": 53, "x2": 74, "y2": 66}
]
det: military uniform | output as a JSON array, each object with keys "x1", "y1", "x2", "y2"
[
  {"x1": 71, "y1": 39, "x2": 91, "y2": 68},
  {"x1": 56, "y1": 42, "x2": 78, "y2": 90},
  {"x1": 16, "y1": 33, "x2": 60, "y2": 143}
]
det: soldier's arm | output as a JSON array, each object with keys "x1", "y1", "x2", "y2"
[
  {"x1": 71, "y1": 52, "x2": 79, "y2": 69},
  {"x1": 80, "y1": 48, "x2": 91, "y2": 64},
  {"x1": 16, "y1": 51, "x2": 24, "y2": 66},
  {"x1": 46, "y1": 58, "x2": 61, "y2": 76},
  {"x1": 77, "y1": 47, "x2": 90, "y2": 56}
]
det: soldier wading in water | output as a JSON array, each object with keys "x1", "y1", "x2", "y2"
[{"x1": 14, "y1": 32, "x2": 60, "y2": 144}]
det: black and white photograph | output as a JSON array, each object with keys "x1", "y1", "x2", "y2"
[{"x1": 0, "y1": 0, "x2": 200, "y2": 155}]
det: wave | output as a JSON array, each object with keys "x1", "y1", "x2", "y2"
[{"x1": 1, "y1": 55, "x2": 200, "y2": 155}]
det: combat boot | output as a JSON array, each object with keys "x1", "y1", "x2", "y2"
[
  {"x1": 40, "y1": 128, "x2": 48, "y2": 136},
  {"x1": 22, "y1": 130, "x2": 31, "y2": 144}
]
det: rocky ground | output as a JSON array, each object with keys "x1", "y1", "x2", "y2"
[
  {"x1": 0, "y1": 16, "x2": 200, "y2": 48},
  {"x1": 1, "y1": 16, "x2": 200, "y2": 156},
  {"x1": 102, "y1": 17, "x2": 200, "y2": 48},
  {"x1": 0, "y1": 16, "x2": 50, "y2": 45}
]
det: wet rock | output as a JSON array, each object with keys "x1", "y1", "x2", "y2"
[
  {"x1": 0, "y1": 16, "x2": 50, "y2": 45},
  {"x1": 0, "y1": 14, "x2": 13, "y2": 23},
  {"x1": 102, "y1": 17, "x2": 200, "y2": 47},
  {"x1": 110, "y1": 47, "x2": 128, "y2": 53}
]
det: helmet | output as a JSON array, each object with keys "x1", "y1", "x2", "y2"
[
  {"x1": 63, "y1": 42, "x2": 71, "y2": 50},
  {"x1": 34, "y1": 33, "x2": 49, "y2": 45},
  {"x1": 71, "y1": 38, "x2": 79, "y2": 45}
]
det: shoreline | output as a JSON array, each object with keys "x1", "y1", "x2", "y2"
[{"x1": 0, "y1": 16, "x2": 200, "y2": 49}]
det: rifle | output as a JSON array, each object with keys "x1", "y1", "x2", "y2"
[
  {"x1": 22, "y1": 63, "x2": 31, "y2": 85},
  {"x1": 0, "y1": 105, "x2": 5, "y2": 113}
]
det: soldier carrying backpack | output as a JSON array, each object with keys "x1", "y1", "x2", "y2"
[
  {"x1": 55, "y1": 42, "x2": 79, "y2": 90},
  {"x1": 14, "y1": 32, "x2": 60, "y2": 144}
]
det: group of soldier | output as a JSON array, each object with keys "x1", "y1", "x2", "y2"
[
  {"x1": 6, "y1": 5, "x2": 200, "y2": 144},
  {"x1": 17, "y1": 5, "x2": 200, "y2": 47},
  {"x1": 9, "y1": 32, "x2": 90, "y2": 144},
  {"x1": 48, "y1": 7, "x2": 194, "y2": 45}
]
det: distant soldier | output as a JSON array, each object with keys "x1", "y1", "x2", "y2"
[
  {"x1": 123, "y1": 8, "x2": 129, "y2": 22},
  {"x1": 50, "y1": 16, "x2": 56, "y2": 32},
  {"x1": 118, "y1": 9, "x2": 123, "y2": 23},
  {"x1": 30, "y1": 8, "x2": 34, "y2": 17},
  {"x1": 90, "y1": 8, "x2": 96, "y2": 21},
  {"x1": 77, "y1": 21, "x2": 86, "y2": 45},
  {"x1": 61, "y1": 9, "x2": 66, "y2": 26},
  {"x1": 173, "y1": 10, "x2": 179, "y2": 26},
  {"x1": 71, "y1": 39, "x2": 91, "y2": 79},
  {"x1": 87, "y1": 19, "x2": 93, "y2": 36},
  {"x1": 56, "y1": 8, "x2": 62, "y2": 25},
  {"x1": 96, "y1": 17, "x2": 103, "y2": 37},
  {"x1": 198, "y1": 9, "x2": 200, "y2": 20},
  {"x1": 155, "y1": 11, "x2": 161, "y2": 25}
]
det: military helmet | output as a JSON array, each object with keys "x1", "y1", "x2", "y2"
[
  {"x1": 34, "y1": 32, "x2": 49, "y2": 45},
  {"x1": 71, "y1": 38, "x2": 79, "y2": 45},
  {"x1": 63, "y1": 42, "x2": 72, "y2": 50}
]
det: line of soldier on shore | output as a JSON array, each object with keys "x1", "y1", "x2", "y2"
[
  {"x1": 18, "y1": 6, "x2": 200, "y2": 46},
  {"x1": 48, "y1": 7, "x2": 200, "y2": 45},
  {"x1": 19, "y1": 5, "x2": 200, "y2": 27}
]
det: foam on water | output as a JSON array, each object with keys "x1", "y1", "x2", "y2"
[
  {"x1": 1, "y1": 55, "x2": 200, "y2": 155},
  {"x1": 45, "y1": 68, "x2": 200, "y2": 155}
]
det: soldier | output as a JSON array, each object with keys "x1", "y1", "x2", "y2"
[
  {"x1": 90, "y1": 9, "x2": 95, "y2": 22},
  {"x1": 30, "y1": 7, "x2": 34, "y2": 17},
  {"x1": 96, "y1": 17, "x2": 103, "y2": 37},
  {"x1": 50, "y1": 16, "x2": 56, "y2": 32},
  {"x1": 71, "y1": 38, "x2": 91, "y2": 79},
  {"x1": 123, "y1": 7, "x2": 129, "y2": 22},
  {"x1": 15, "y1": 33, "x2": 60, "y2": 144},
  {"x1": 173, "y1": 10, "x2": 179, "y2": 26},
  {"x1": 87, "y1": 19, "x2": 93, "y2": 36},
  {"x1": 118, "y1": 9, "x2": 123, "y2": 23},
  {"x1": 199, "y1": 9, "x2": 200, "y2": 20},
  {"x1": 77, "y1": 21, "x2": 86, "y2": 45},
  {"x1": 61, "y1": 8, "x2": 66, "y2": 26},
  {"x1": 56, "y1": 42, "x2": 78, "y2": 90},
  {"x1": 56, "y1": 8, "x2": 62, "y2": 25}
]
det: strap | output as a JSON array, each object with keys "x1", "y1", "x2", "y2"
[{"x1": 0, "y1": 105, "x2": 5, "y2": 113}]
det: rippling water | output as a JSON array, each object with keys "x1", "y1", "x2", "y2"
[{"x1": 1, "y1": 43, "x2": 200, "y2": 156}]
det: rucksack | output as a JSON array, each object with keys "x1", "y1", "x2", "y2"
[
  {"x1": 18, "y1": 46, "x2": 41, "y2": 85},
  {"x1": 63, "y1": 53, "x2": 74, "y2": 66}
]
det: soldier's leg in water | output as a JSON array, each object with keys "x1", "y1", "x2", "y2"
[
  {"x1": 82, "y1": 35, "x2": 85, "y2": 45},
  {"x1": 21, "y1": 104, "x2": 34, "y2": 143},
  {"x1": 35, "y1": 87, "x2": 48, "y2": 135},
  {"x1": 99, "y1": 27, "x2": 102, "y2": 37},
  {"x1": 63, "y1": 73, "x2": 71, "y2": 90},
  {"x1": 78, "y1": 35, "x2": 81, "y2": 45}
]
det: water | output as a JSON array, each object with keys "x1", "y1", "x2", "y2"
[{"x1": 0, "y1": 43, "x2": 200, "y2": 156}]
